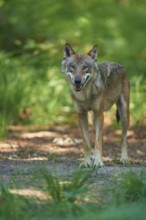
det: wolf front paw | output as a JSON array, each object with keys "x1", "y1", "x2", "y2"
[
  {"x1": 80, "y1": 154, "x2": 93, "y2": 168},
  {"x1": 80, "y1": 159, "x2": 93, "y2": 168},
  {"x1": 120, "y1": 156, "x2": 130, "y2": 165},
  {"x1": 80, "y1": 153, "x2": 105, "y2": 168},
  {"x1": 91, "y1": 155, "x2": 104, "y2": 168}
]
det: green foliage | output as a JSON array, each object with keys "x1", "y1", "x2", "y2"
[
  {"x1": 0, "y1": 52, "x2": 28, "y2": 124},
  {"x1": 43, "y1": 169, "x2": 92, "y2": 217},
  {"x1": 0, "y1": 168, "x2": 146, "y2": 220},
  {"x1": 79, "y1": 203, "x2": 146, "y2": 220},
  {"x1": 130, "y1": 76, "x2": 146, "y2": 125},
  {"x1": 0, "y1": 0, "x2": 146, "y2": 137},
  {"x1": 44, "y1": 169, "x2": 91, "y2": 201},
  {"x1": 0, "y1": 50, "x2": 72, "y2": 138},
  {"x1": 111, "y1": 169, "x2": 146, "y2": 203},
  {"x1": 0, "y1": 182, "x2": 27, "y2": 220}
]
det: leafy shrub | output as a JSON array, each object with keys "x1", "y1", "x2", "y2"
[
  {"x1": 111, "y1": 169, "x2": 146, "y2": 203},
  {"x1": 0, "y1": 182, "x2": 26, "y2": 220}
]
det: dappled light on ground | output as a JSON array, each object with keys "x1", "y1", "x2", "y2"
[
  {"x1": 0, "y1": 125, "x2": 146, "y2": 165},
  {"x1": 10, "y1": 189, "x2": 48, "y2": 200}
]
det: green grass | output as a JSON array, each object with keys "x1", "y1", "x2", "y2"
[
  {"x1": 0, "y1": 182, "x2": 27, "y2": 220},
  {"x1": 111, "y1": 169, "x2": 146, "y2": 203},
  {"x1": 0, "y1": 168, "x2": 146, "y2": 220}
]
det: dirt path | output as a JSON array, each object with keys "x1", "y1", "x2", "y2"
[{"x1": 0, "y1": 124, "x2": 146, "y2": 195}]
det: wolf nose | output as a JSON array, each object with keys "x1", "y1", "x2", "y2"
[{"x1": 74, "y1": 76, "x2": 81, "y2": 84}]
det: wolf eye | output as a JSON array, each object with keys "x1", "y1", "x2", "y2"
[
  {"x1": 69, "y1": 65, "x2": 75, "y2": 72},
  {"x1": 83, "y1": 66, "x2": 89, "y2": 72}
]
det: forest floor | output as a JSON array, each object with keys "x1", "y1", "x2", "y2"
[{"x1": 0, "y1": 119, "x2": 146, "y2": 200}]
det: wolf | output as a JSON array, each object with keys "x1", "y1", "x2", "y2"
[{"x1": 61, "y1": 43, "x2": 130, "y2": 167}]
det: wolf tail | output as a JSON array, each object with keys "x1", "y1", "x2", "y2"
[{"x1": 116, "y1": 109, "x2": 120, "y2": 123}]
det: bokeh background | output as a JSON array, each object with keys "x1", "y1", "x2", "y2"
[{"x1": 0, "y1": 0, "x2": 146, "y2": 137}]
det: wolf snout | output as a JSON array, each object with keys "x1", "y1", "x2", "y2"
[
  {"x1": 74, "y1": 76, "x2": 81, "y2": 84},
  {"x1": 74, "y1": 76, "x2": 82, "y2": 91}
]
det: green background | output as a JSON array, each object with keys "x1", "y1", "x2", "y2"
[{"x1": 0, "y1": 0, "x2": 146, "y2": 136}]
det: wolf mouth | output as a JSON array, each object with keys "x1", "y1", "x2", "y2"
[
  {"x1": 74, "y1": 84, "x2": 82, "y2": 91},
  {"x1": 74, "y1": 75, "x2": 90, "y2": 92}
]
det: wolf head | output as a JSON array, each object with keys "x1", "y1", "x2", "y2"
[{"x1": 61, "y1": 43, "x2": 98, "y2": 92}]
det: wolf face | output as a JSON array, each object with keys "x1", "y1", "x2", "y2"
[{"x1": 62, "y1": 43, "x2": 98, "y2": 92}]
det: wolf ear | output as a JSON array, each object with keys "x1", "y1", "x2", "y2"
[
  {"x1": 88, "y1": 45, "x2": 98, "y2": 60},
  {"x1": 64, "y1": 43, "x2": 75, "y2": 58}
]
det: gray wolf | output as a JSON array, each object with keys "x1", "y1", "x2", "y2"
[{"x1": 61, "y1": 43, "x2": 130, "y2": 167}]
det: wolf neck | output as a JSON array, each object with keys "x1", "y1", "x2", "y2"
[{"x1": 71, "y1": 67, "x2": 103, "y2": 102}]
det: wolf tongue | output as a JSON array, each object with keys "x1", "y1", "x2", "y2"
[{"x1": 75, "y1": 84, "x2": 81, "y2": 89}]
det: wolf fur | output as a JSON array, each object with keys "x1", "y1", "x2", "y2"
[{"x1": 61, "y1": 43, "x2": 130, "y2": 167}]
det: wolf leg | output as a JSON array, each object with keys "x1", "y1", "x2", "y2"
[
  {"x1": 78, "y1": 112, "x2": 92, "y2": 167},
  {"x1": 116, "y1": 94, "x2": 130, "y2": 163},
  {"x1": 92, "y1": 112, "x2": 104, "y2": 167}
]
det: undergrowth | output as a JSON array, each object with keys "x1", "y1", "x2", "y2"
[{"x1": 0, "y1": 168, "x2": 146, "y2": 220}]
